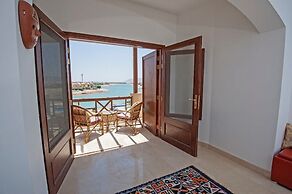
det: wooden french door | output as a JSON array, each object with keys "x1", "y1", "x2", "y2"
[
  {"x1": 142, "y1": 51, "x2": 159, "y2": 135},
  {"x1": 34, "y1": 6, "x2": 74, "y2": 194},
  {"x1": 161, "y1": 37, "x2": 203, "y2": 156}
]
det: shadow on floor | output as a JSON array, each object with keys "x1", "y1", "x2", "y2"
[{"x1": 75, "y1": 126, "x2": 148, "y2": 157}]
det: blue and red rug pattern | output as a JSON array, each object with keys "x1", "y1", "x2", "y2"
[{"x1": 116, "y1": 166, "x2": 233, "y2": 194}]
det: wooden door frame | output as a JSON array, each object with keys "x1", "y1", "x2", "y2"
[
  {"x1": 163, "y1": 48, "x2": 204, "y2": 121},
  {"x1": 66, "y1": 39, "x2": 75, "y2": 153},
  {"x1": 34, "y1": 5, "x2": 74, "y2": 194},
  {"x1": 64, "y1": 31, "x2": 165, "y2": 96},
  {"x1": 164, "y1": 49, "x2": 196, "y2": 120},
  {"x1": 157, "y1": 49, "x2": 163, "y2": 136},
  {"x1": 142, "y1": 51, "x2": 162, "y2": 135},
  {"x1": 160, "y1": 36, "x2": 203, "y2": 156},
  {"x1": 63, "y1": 31, "x2": 165, "y2": 135},
  {"x1": 34, "y1": 6, "x2": 65, "y2": 38},
  {"x1": 64, "y1": 31, "x2": 165, "y2": 49}
]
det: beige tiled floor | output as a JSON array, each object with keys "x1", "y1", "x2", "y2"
[
  {"x1": 75, "y1": 126, "x2": 148, "y2": 156},
  {"x1": 59, "y1": 128, "x2": 291, "y2": 194}
]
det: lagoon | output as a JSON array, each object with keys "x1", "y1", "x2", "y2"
[
  {"x1": 73, "y1": 84, "x2": 135, "y2": 99},
  {"x1": 73, "y1": 83, "x2": 141, "y2": 108}
]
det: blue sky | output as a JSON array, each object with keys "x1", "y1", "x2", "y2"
[{"x1": 70, "y1": 40, "x2": 154, "y2": 82}]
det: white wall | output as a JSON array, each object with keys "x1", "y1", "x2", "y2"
[
  {"x1": 33, "y1": 0, "x2": 177, "y2": 45},
  {"x1": 0, "y1": 0, "x2": 48, "y2": 194},
  {"x1": 177, "y1": 0, "x2": 285, "y2": 170},
  {"x1": 227, "y1": 0, "x2": 284, "y2": 33},
  {"x1": 268, "y1": 0, "x2": 292, "y2": 153},
  {"x1": 209, "y1": 28, "x2": 284, "y2": 170}
]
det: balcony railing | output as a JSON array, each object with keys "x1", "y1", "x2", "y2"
[{"x1": 72, "y1": 96, "x2": 132, "y2": 114}]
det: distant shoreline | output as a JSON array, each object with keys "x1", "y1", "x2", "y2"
[{"x1": 72, "y1": 88, "x2": 108, "y2": 96}]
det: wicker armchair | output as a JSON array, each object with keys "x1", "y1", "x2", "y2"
[
  {"x1": 116, "y1": 102, "x2": 143, "y2": 134},
  {"x1": 72, "y1": 105, "x2": 102, "y2": 143}
]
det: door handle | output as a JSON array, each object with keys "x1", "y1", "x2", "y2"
[
  {"x1": 188, "y1": 95, "x2": 200, "y2": 110},
  {"x1": 198, "y1": 95, "x2": 201, "y2": 111}
]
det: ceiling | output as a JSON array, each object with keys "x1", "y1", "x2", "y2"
[
  {"x1": 128, "y1": 0, "x2": 208, "y2": 15},
  {"x1": 128, "y1": 0, "x2": 284, "y2": 32}
]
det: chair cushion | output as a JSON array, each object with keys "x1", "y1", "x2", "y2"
[
  {"x1": 73, "y1": 114, "x2": 87, "y2": 125},
  {"x1": 278, "y1": 148, "x2": 292, "y2": 161},
  {"x1": 117, "y1": 113, "x2": 131, "y2": 119},
  {"x1": 282, "y1": 123, "x2": 292, "y2": 149},
  {"x1": 89, "y1": 116, "x2": 100, "y2": 125},
  {"x1": 75, "y1": 116, "x2": 100, "y2": 126}
]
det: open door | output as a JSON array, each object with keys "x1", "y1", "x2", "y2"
[
  {"x1": 142, "y1": 51, "x2": 159, "y2": 135},
  {"x1": 161, "y1": 37, "x2": 203, "y2": 156},
  {"x1": 34, "y1": 6, "x2": 74, "y2": 194}
]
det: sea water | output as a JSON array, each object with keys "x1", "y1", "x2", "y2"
[{"x1": 73, "y1": 83, "x2": 141, "y2": 109}]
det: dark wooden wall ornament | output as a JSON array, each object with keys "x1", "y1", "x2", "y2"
[{"x1": 18, "y1": 0, "x2": 41, "y2": 49}]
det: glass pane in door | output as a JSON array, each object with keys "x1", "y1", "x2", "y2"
[
  {"x1": 40, "y1": 23, "x2": 69, "y2": 149},
  {"x1": 166, "y1": 45, "x2": 195, "y2": 120}
]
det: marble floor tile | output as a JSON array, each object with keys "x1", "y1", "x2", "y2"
[{"x1": 58, "y1": 128, "x2": 291, "y2": 194}]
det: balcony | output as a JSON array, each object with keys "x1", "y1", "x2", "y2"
[
  {"x1": 72, "y1": 95, "x2": 145, "y2": 156},
  {"x1": 73, "y1": 96, "x2": 133, "y2": 114}
]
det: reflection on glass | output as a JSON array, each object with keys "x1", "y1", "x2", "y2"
[
  {"x1": 41, "y1": 23, "x2": 69, "y2": 149},
  {"x1": 166, "y1": 47, "x2": 195, "y2": 118}
]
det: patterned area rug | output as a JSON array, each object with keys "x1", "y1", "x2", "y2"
[{"x1": 116, "y1": 166, "x2": 233, "y2": 194}]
